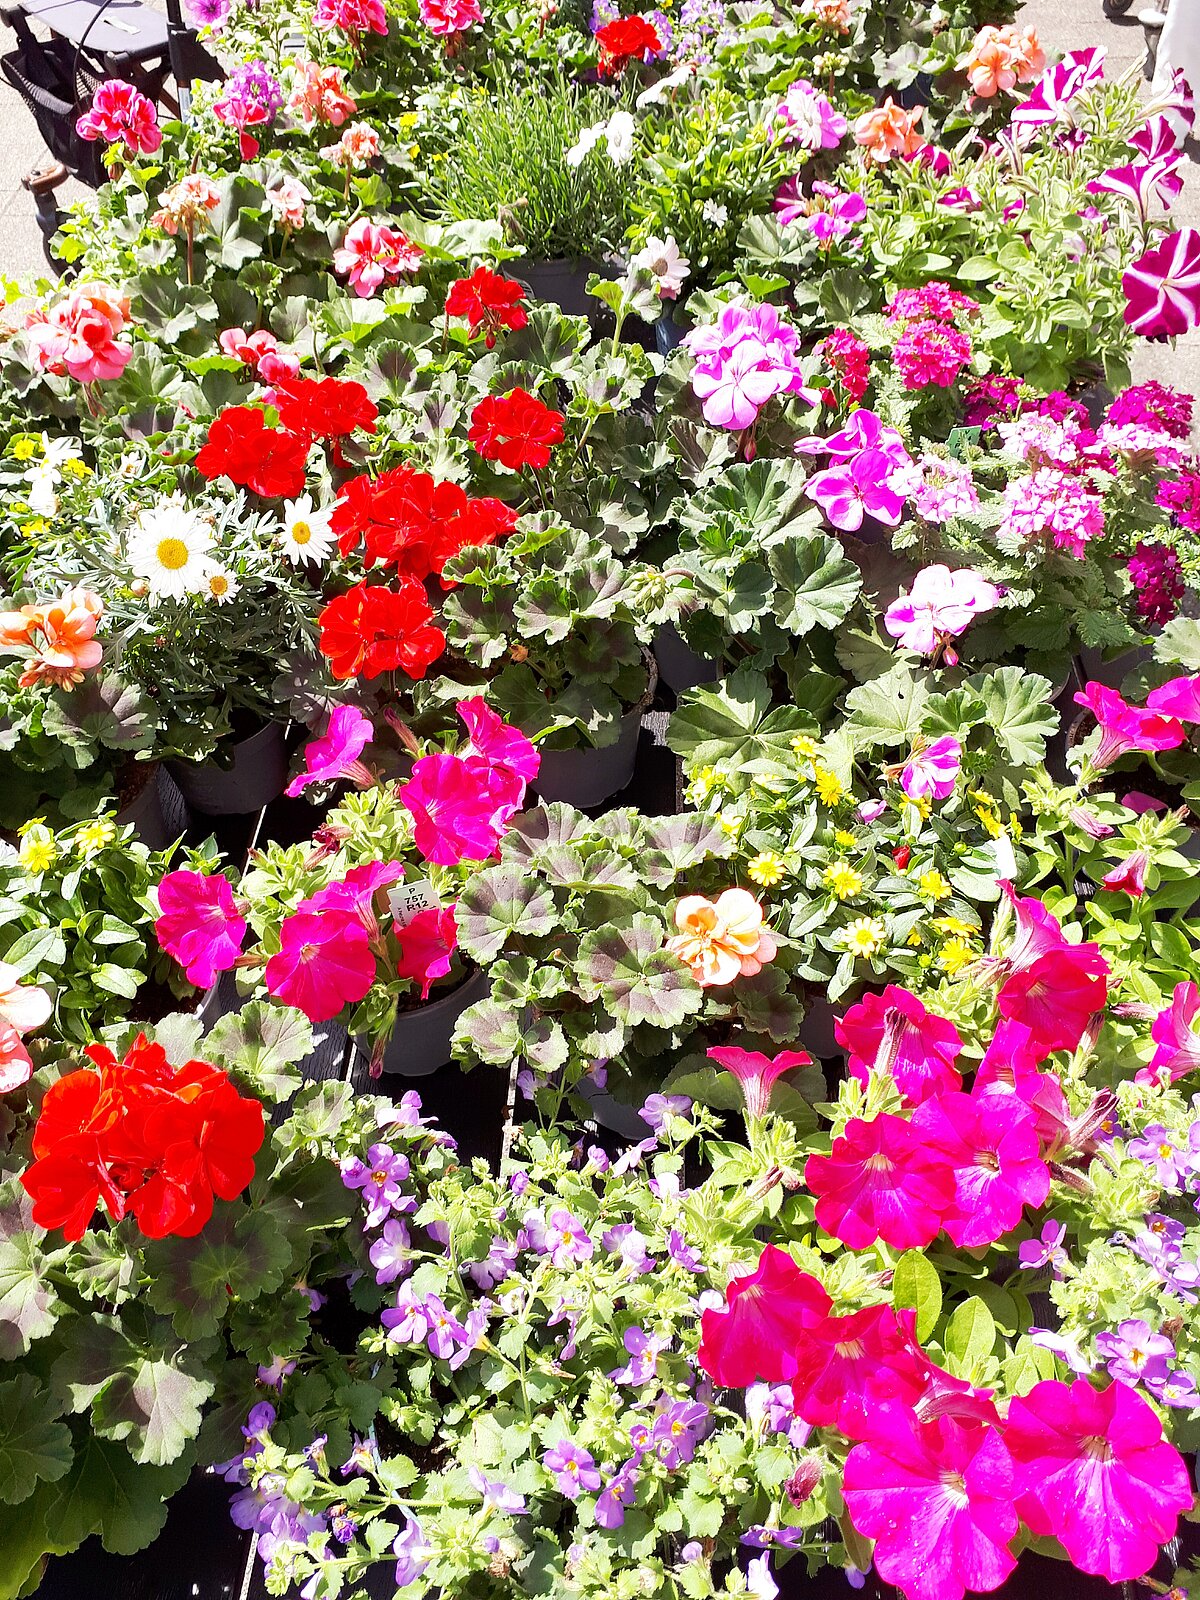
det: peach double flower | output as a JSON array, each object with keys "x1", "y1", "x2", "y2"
[
  {"x1": 0, "y1": 961, "x2": 52, "y2": 1092},
  {"x1": 962, "y1": 24, "x2": 1045, "y2": 98},
  {"x1": 0, "y1": 587, "x2": 104, "y2": 690},
  {"x1": 667, "y1": 889, "x2": 778, "y2": 988},
  {"x1": 852, "y1": 98, "x2": 924, "y2": 163}
]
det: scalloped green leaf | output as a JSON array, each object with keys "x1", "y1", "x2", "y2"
[
  {"x1": 575, "y1": 915, "x2": 702, "y2": 1030},
  {"x1": 455, "y1": 868, "x2": 558, "y2": 963},
  {"x1": 767, "y1": 534, "x2": 861, "y2": 637}
]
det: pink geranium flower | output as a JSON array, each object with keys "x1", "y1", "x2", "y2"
[
  {"x1": 25, "y1": 284, "x2": 133, "y2": 383},
  {"x1": 1122, "y1": 228, "x2": 1200, "y2": 340},
  {"x1": 697, "y1": 1245, "x2": 830, "y2": 1386},
  {"x1": 1004, "y1": 1378, "x2": 1193, "y2": 1582},
  {"x1": 394, "y1": 905, "x2": 458, "y2": 1001},
  {"x1": 400, "y1": 753, "x2": 523, "y2": 865},
  {"x1": 1145, "y1": 673, "x2": 1200, "y2": 720},
  {"x1": 911, "y1": 1090, "x2": 1050, "y2": 1247},
  {"x1": 333, "y1": 219, "x2": 423, "y2": 299},
  {"x1": 0, "y1": 962, "x2": 52, "y2": 1092},
  {"x1": 898, "y1": 735, "x2": 961, "y2": 800},
  {"x1": 774, "y1": 80, "x2": 847, "y2": 148},
  {"x1": 791, "y1": 1303, "x2": 928, "y2": 1436},
  {"x1": 805, "y1": 448, "x2": 906, "y2": 531},
  {"x1": 706, "y1": 1045, "x2": 812, "y2": 1119},
  {"x1": 286, "y1": 705, "x2": 374, "y2": 797},
  {"x1": 884, "y1": 565, "x2": 1000, "y2": 656},
  {"x1": 1136, "y1": 981, "x2": 1200, "y2": 1085},
  {"x1": 264, "y1": 910, "x2": 377, "y2": 1021},
  {"x1": 844, "y1": 1409, "x2": 1018, "y2": 1600},
  {"x1": 805, "y1": 1113, "x2": 953, "y2": 1250},
  {"x1": 795, "y1": 408, "x2": 907, "y2": 464},
  {"x1": 76, "y1": 79, "x2": 162, "y2": 154},
  {"x1": 154, "y1": 870, "x2": 247, "y2": 989},
  {"x1": 1073, "y1": 682, "x2": 1186, "y2": 772},
  {"x1": 418, "y1": 0, "x2": 482, "y2": 32},
  {"x1": 313, "y1": 0, "x2": 387, "y2": 36},
  {"x1": 836, "y1": 985, "x2": 962, "y2": 1105},
  {"x1": 457, "y1": 696, "x2": 540, "y2": 784}
]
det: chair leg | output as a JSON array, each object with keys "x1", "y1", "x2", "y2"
[{"x1": 21, "y1": 161, "x2": 69, "y2": 275}]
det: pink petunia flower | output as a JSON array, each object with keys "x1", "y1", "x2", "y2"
[
  {"x1": 804, "y1": 448, "x2": 906, "y2": 531},
  {"x1": 1135, "y1": 981, "x2": 1200, "y2": 1085},
  {"x1": 1073, "y1": 682, "x2": 1186, "y2": 771},
  {"x1": 1122, "y1": 228, "x2": 1200, "y2": 340},
  {"x1": 911, "y1": 1089, "x2": 1050, "y2": 1247},
  {"x1": 264, "y1": 910, "x2": 377, "y2": 1021},
  {"x1": 836, "y1": 985, "x2": 962, "y2": 1105},
  {"x1": 1004, "y1": 1378, "x2": 1193, "y2": 1582},
  {"x1": 884, "y1": 565, "x2": 999, "y2": 657},
  {"x1": 154, "y1": 870, "x2": 247, "y2": 989},
  {"x1": 1145, "y1": 672, "x2": 1200, "y2": 720},
  {"x1": 1101, "y1": 848, "x2": 1150, "y2": 898},
  {"x1": 804, "y1": 1112, "x2": 953, "y2": 1250},
  {"x1": 705, "y1": 1045, "x2": 812, "y2": 1119},
  {"x1": 400, "y1": 753, "x2": 524, "y2": 865},
  {"x1": 1009, "y1": 47, "x2": 1105, "y2": 139},
  {"x1": 696, "y1": 1245, "x2": 830, "y2": 1386},
  {"x1": 333, "y1": 219, "x2": 424, "y2": 299},
  {"x1": 898, "y1": 735, "x2": 961, "y2": 801},
  {"x1": 298, "y1": 861, "x2": 404, "y2": 931},
  {"x1": 986, "y1": 885, "x2": 1109, "y2": 1056},
  {"x1": 790, "y1": 1303, "x2": 929, "y2": 1436},
  {"x1": 394, "y1": 905, "x2": 458, "y2": 1000},
  {"x1": 286, "y1": 704, "x2": 374, "y2": 797},
  {"x1": 843, "y1": 1409, "x2": 1018, "y2": 1600},
  {"x1": 457, "y1": 696, "x2": 540, "y2": 784}
]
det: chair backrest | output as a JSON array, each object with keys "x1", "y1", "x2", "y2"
[{"x1": 0, "y1": 35, "x2": 105, "y2": 184}]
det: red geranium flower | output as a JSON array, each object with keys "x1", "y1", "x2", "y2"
[
  {"x1": 595, "y1": 13, "x2": 661, "y2": 75},
  {"x1": 20, "y1": 1034, "x2": 264, "y2": 1240},
  {"x1": 333, "y1": 467, "x2": 519, "y2": 580},
  {"x1": 318, "y1": 578, "x2": 446, "y2": 681},
  {"x1": 272, "y1": 375, "x2": 378, "y2": 448},
  {"x1": 194, "y1": 405, "x2": 309, "y2": 498},
  {"x1": 469, "y1": 387, "x2": 564, "y2": 470},
  {"x1": 445, "y1": 267, "x2": 528, "y2": 348}
]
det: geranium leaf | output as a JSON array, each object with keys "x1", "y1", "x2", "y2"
[
  {"x1": 965, "y1": 667, "x2": 1057, "y2": 766},
  {"x1": 455, "y1": 868, "x2": 557, "y2": 963},
  {"x1": 205, "y1": 1000, "x2": 313, "y2": 1100},
  {"x1": 844, "y1": 664, "x2": 929, "y2": 750},
  {"x1": 575, "y1": 915, "x2": 702, "y2": 1030},
  {"x1": 0, "y1": 1375, "x2": 72, "y2": 1504},
  {"x1": 47, "y1": 1430, "x2": 192, "y2": 1556},
  {"x1": 668, "y1": 669, "x2": 815, "y2": 771},
  {"x1": 453, "y1": 996, "x2": 523, "y2": 1066},
  {"x1": 59, "y1": 1317, "x2": 214, "y2": 1467},
  {"x1": 144, "y1": 1208, "x2": 293, "y2": 1341},
  {"x1": 767, "y1": 534, "x2": 861, "y2": 636}
]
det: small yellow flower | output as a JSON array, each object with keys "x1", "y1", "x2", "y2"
[
  {"x1": 939, "y1": 936, "x2": 975, "y2": 975},
  {"x1": 843, "y1": 917, "x2": 886, "y2": 957},
  {"x1": 834, "y1": 829, "x2": 857, "y2": 849},
  {"x1": 1009, "y1": 814, "x2": 1023, "y2": 840},
  {"x1": 976, "y1": 809, "x2": 1003, "y2": 840},
  {"x1": 911, "y1": 796, "x2": 932, "y2": 820},
  {"x1": 933, "y1": 915, "x2": 976, "y2": 939},
  {"x1": 21, "y1": 519, "x2": 50, "y2": 538},
  {"x1": 9, "y1": 437, "x2": 36, "y2": 462},
  {"x1": 747, "y1": 851, "x2": 786, "y2": 888},
  {"x1": 19, "y1": 825, "x2": 57, "y2": 874},
  {"x1": 74, "y1": 818, "x2": 116, "y2": 856},
  {"x1": 62, "y1": 458, "x2": 91, "y2": 479},
  {"x1": 813, "y1": 766, "x2": 844, "y2": 807},
  {"x1": 718, "y1": 808, "x2": 743, "y2": 838},
  {"x1": 918, "y1": 869, "x2": 951, "y2": 901},
  {"x1": 791, "y1": 734, "x2": 818, "y2": 759},
  {"x1": 824, "y1": 862, "x2": 863, "y2": 900}
]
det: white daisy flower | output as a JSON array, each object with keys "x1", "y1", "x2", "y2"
[
  {"x1": 126, "y1": 497, "x2": 216, "y2": 600},
  {"x1": 205, "y1": 567, "x2": 240, "y2": 604},
  {"x1": 280, "y1": 495, "x2": 336, "y2": 566}
]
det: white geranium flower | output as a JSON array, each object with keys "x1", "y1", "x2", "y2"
[
  {"x1": 566, "y1": 121, "x2": 606, "y2": 167},
  {"x1": 637, "y1": 61, "x2": 693, "y2": 106},
  {"x1": 280, "y1": 495, "x2": 336, "y2": 566},
  {"x1": 126, "y1": 497, "x2": 216, "y2": 600},
  {"x1": 701, "y1": 199, "x2": 729, "y2": 226},
  {"x1": 630, "y1": 234, "x2": 690, "y2": 299}
]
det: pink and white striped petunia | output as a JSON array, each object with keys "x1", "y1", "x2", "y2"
[
  {"x1": 1122, "y1": 228, "x2": 1200, "y2": 339},
  {"x1": 1010, "y1": 47, "x2": 1105, "y2": 137},
  {"x1": 1088, "y1": 161, "x2": 1182, "y2": 220}
]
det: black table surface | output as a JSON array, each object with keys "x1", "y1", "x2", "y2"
[{"x1": 6, "y1": 0, "x2": 169, "y2": 59}]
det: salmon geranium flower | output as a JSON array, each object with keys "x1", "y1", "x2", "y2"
[
  {"x1": 853, "y1": 97, "x2": 924, "y2": 162},
  {"x1": 0, "y1": 587, "x2": 103, "y2": 690},
  {"x1": 666, "y1": 889, "x2": 777, "y2": 987}
]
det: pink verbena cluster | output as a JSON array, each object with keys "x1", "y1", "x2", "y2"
[
  {"x1": 1157, "y1": 467, "x2": 1200, "y2": 533},
  {"x1": 1108, "y1": 381, "x2": 1194, "y2": 439},
  {"x1": 1000, "y1": 466, "x2": 1105, "y2": 557},
  {"x1": 1127, "y1": 540, "x2": 1185, "y2": 624},
  {"x1": 886, "y1": 283, "x2": 978, "y2": 393},
  {"x1": 962, "y1": 374, "x2": 1023, "y2": 427}
]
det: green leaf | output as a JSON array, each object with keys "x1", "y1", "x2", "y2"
[
  {"x1": 942, "y1": 1296, "x2": 997, "y2": 1374},
  {"x1": 57, "y1": 1318, "x2": 214, "y2": 1467},
  {"x1": 965, "y1": 667, "x2": 1057, "y2": 765},
  {"x1": 455, "y1": 868, "x2": 558, "y2": 963},
  {"x1": 668, "y1": 669, "x2": 814, "y2": 771},
  {"x1": 0, "y1": 1227, "x2": 62, "y2": 1357},
  {"x1": 205, "y1": 1001, "x2": 313, "y2": 1101},
  {"x1": 144, "y1": 1207, "x2": 293, "y2": 1341},
  {"x1": 767, "y1": 535, "x2": 861, "y2": 637},
  {"x1": 47, "y1": 1430, "x2": 192, "y2": 1556},
  {"x1": 575, "y1": 915, "x2": 703, "y2": 1030},
  {"x1": 892, "y1": 1251, "x2": 942, "y2": 1342},
  {"x1": 844, "y1": 665, "x2": 929, "y2": 749},
  {"x1": 0, "y1": 1375, "x2": 72, "y2": 1505}
]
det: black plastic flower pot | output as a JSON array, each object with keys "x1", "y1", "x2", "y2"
[
  {"x1": 166, "y1": 723, "x2": 289, "y2": 817},
  {"x1": 354, "y1": 969, "x2": 490, "y2": 1079}
]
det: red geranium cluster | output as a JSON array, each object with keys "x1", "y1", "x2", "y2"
[
  {"x1": 194, "y1": 378, "x2": 379, "y2": 497},
  {"x1": 445, "y1": 267, "x2": 528, "y2": 349},
  {"x1": 469, "y1": 387, "x2": 564, "y2": 470},
  {"x1": 332, "y1": 465, "x2": 518, "y2": 579},
  {"x1": 20, "y1": 1034, "x2": 264, "y2": 1240},
  {"x1": 318, "y1": 577, "x2": 446, "y2": 681},
  {"x1": 595, "y1": 13, "x2": 661, "y2": 75}
]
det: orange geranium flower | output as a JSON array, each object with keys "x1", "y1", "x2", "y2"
[
  {"x1": 962, "y1": 24, "x2": 1045, "y2": 97},
  {"x1": 853, "y1": 98, "x2": 924, "y2": 162},
  {"x1": 667, "y1": 889, "x2": 778, "y2": 987},
  {"x1": 0, "y1": 587, "x2": 103, "y2": 690}
]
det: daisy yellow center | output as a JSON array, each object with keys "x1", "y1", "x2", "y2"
[
  {"x1": 155, "y1": 537, "x2": 190, "y2": 571},
  {"x1": 210, "y1": 575, "x2": 230, "y2": 596},
  {"x1": 293, "y1": 521, "x2": 312, "y2": 544}
]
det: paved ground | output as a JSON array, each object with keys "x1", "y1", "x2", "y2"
[{"x1": 0, "y1": 0, "x2": 1197, "y2": 404}]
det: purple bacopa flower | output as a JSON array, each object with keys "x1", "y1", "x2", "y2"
[
  {"x1": 585, "y1": 1144, "x2": 611, "y2": 1172},
  {"x1": 341, "y1": 1143, "x2": 411, "y2": 1227},
  {"x1": 255, "y1": 1355, "x2": 295, "y2": 1388},
  {"x1": 653, "y1": 1399, "x2": 710, "y2": 1469},
  {"x1": 640, "y1": 1092, "x2": 691, "y2": 1133},
  {"x1": 804, "y1": 447, "x2": 906, "y2": 532},
  {"x1": 741, "y1": 1526, "x2": 808, "y2": 1548},
  {"x1": 602, "y1": 1223, "x2": 657, "y2": 1275},
  {"x1": 595, "y1": 1456, "x2": 641, "y2": 1528},
  {"x1": 1029, "y1": 1327, "x2": 1094, "y2": 1374},
  {"x1": 466, "y1": 1236, "x2": 519, "y2": 1290},
  {"x1": 667, "y1": 1228, "x2": 704, "y2": 1272},
  {"x1": 610, "y1": 1324, "x2": 668, "y2": 1385},
  {"x1": 545, "y1": 1207, "x2": 594, "y2": 1267},
  {"x1": 331, "y1": 1511, "x2": 359, "y2": 1544},
  {"x1": 509, "y1": 1169, "x2": 530, "y2": 1196},
  {"x1": 468, "y1": 1466, "x2": 527, "y2": 1516},
  {"x1": 1122, "y1": 227, "x2": 1200, "y2": 340},
  {"x1": 1128, "y1": 1124, "x2": 1188, "y2": 1188},
  {"x1": 611, "y1": 1137, "x2": 657, "y2": 1175},
  {"x1": 393, "y1": 1514, "x2": 431, "y2": 1587},
  {"x1": 381, "y1": 1284, "x2": 432, "y2": 1345},
  {"x1": 547, "y1": 1296, "x2": 583, "y2": 1360},
  {"x1": 1147, "y1": 1368, "x2": 1199, "y2": 1408},
  {"x1": 543, "y1": 1439, "x2": 601, "y2": 1499},
  {"x1": 1094, "y1": 1318, "x2": 1175, "y2": 1388},
  {"x1": 422, "y1": 1294, "x2": 467, "y2": 1360},
  {"x1": 1018, "y1": 1219, "x2": 1068, "y2": 1275},
  {"x1": 369, "y1": 1218, "x2": 411, "y2": 1284},
  {"x1": 448, "y1": 1304, "x2": 492, "y2": 1370},
  {"x1": 341, "y1": 1436, "x2": 378, "y2": 1476}
]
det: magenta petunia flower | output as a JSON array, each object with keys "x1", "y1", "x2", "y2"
[
  {"x1": 805, "y1": 1113, "x2": 953, "y2": 1250},
  {"x1": 1073, "y1": 682, "x2": 1186, "y2": 770},
  {"x1": 843, "y1": 1409, "x2": 1018, "y2": 1600},
  {"x1": 1136, "y1": 981, "x2": 1200, "y2": 1085},
  {"x1": 790, "y1": 1303, "x2": 929, "y2": 1436},
  {"x1": 1145, "y1": 672, "x2": 1200, "y2": 720},
  {"x1": 697, "y1": 1245, "x2": 830, "y2": 1387},
  {"x1": 997, "y1": 944, "x2": 1109, "y2": 1056},
  {"x1": 705, "y1": 1045, "x2": 812, "y2": 1119},
  {"x1": 400, "y1": 753, "x2": 524, "y2": 865},
  {"x1": 804, "y1": 448, "x2": 906, "y2": 531},
  {"x1": 1088, "y1": 161, "x2": 1182, "y2": 220},
  {"x1": 911, "y1": 1089, "x2": 1050, "y2": 1247},
  {"x1": 1004, "y1": 1378, "x2": 1193, "y2": 1582},
  {"x1": 264, "y1": 909, "x2": 377, "y2": 1021},
  {"x1": 394, "y1": 905, "x2": 458, "y2": 1001},
  {"x1": 899, "y1": 735, "x2": 961, "y2": 800},
  {"x1": 836, "y1": 985, "x2": 962, "y2": 1105},
  {"x1": 286, "y1": 704, "x2": 374, "y2": 797},
  {"x1": 1009, "y1": 47, "x2": 1105, "y2": 138},
  {"x1": 298, "y1": 860, "x2": 404, "y2": 930},
  {"x1": 154, "y1": 869, "x2": 247, "y2": 988},
  {"x1": 456, "y1": 695, "x2": 540, "y2": 783},
  {"x1": 1100, "y1": 848, "x2": 1150, "y2": 898},
  {"x1": 1122, "y1": 228, "x2": 1200, "y2": 340}
]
